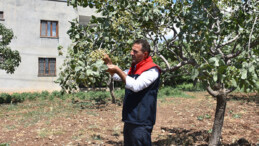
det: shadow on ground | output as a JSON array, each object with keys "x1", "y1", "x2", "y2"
[
  {"x1": 104, "y1": 127, "x2": 255, "y2": 146},
  {"x1": 152, "y1": 127, "x2": 255, "y2": 146},
  {"x1": 228, "y1": 93, "x2": 258, "y2": 105},
  {"x1": 153, "y1": 127, "x2": 209, "y2": 146}
]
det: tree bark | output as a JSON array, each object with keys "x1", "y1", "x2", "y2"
[
  {"x1": 209, "y1": 94, "x2": 227, "y2": 146},
  {"x1": 108, "y1": 77, "x2": 116, "y2": 104}
]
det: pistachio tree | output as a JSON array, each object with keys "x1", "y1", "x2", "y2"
[
  {"x1": 59, "y1": 0, "x2": 259, "y2": 145},
  {"x1": 0, "y1": 23, "x2": 21, "y2": 74}
]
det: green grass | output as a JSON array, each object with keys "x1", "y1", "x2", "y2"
[
  {"x1": 0, "y1": 86, "x2": 198, "y2": 106},
  {"x1": 175, "y1": 83, "x2": 205, "y2": 91},
  {"x1": 0, "y1": 99, "x2": 80, "y2": 128},
  {"x1": 158, "y1": 86, "x2": 195, "y2": 99},
  {"x1": 0, "y1": 143, "x2": 10, "y2": 146}
]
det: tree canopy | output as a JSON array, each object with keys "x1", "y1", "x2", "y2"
[
  {"x1": 60, "y1": 0, "x2": 259, "y2": 93},
  {"x1": 58, "y1": 0, "x2": 258, "y2": 145},
  {"x1": 0, "y1": 23, "x2": 21, "y2": 74}
]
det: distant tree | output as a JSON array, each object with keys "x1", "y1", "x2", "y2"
[
  {"x1": 59, "y1": 0, "x2": 258, "y2": 145},
  {"x1": 0, "y1": 23, "x2": 21, "y2": 73}
]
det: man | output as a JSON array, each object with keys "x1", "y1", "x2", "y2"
[{"x1": 104, "y1": 39, "x2": 161, "y2": 146}]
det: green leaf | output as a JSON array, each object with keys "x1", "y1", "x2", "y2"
[
  {"x1": 209, "y1": 57, "x2": 219, "y2": 67},
  {"x1": 191, "y1": 68, "x2": 199, "y2": 80},
  {"x1": 231, "y1": 79, "x2": 237, "y2": 87},
  {"x1": 75, "y1": 66, "x2": 82, "y2": 72},
  {"x1": 213, "y1": 73, "x2": 218, "y2": 82},
  {"x1": 79, "y1": 74, "x2": 85, "y2": 79},
  {"x1": 248, "y1": 65, "x2": 254, "y2": 73},
  {"x1": 241, "y1": 69, "x2": 247, "y2": 79},
  {"x1": 78, "y1": 60, "x2": 84, "y2": 66},
  {"x1": 75, "y1": 34, "x2": 80, "y2": 39}
]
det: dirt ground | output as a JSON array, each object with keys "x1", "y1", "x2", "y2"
[{"x1": 0, "y1": 92, "x2": 258, "y2": 146}]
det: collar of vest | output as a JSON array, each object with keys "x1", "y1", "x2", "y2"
[{"x1": 128, "y1": 56, "x2": 161, "y2": 75}]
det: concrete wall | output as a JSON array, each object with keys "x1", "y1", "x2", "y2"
[{"x1": 0, "y1": 0, "x2": 97, "y2": 93}]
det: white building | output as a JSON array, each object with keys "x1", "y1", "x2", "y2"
[{"x1": 0, "y1": 0, "x2": 97, "y2": 93}]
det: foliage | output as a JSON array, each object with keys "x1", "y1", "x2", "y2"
[
  {"x1": 65, "y1": 0, "x2": 258, "y2": 93},
  {"x1": 56, "y1": 43, "x2": 110, "y2": 92},
  {"x1": 0, "y1": 23, "x2": 21, "y2": 73}
]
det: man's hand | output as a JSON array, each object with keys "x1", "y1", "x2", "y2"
[
  {"x1": 103, "y1": 54, "x2": 112, "y2": 65},
  {"x1": 107, "y1": 64, "x2": 119, "y2": 73},
  {"x1": 107, "y1": 64, "x2": 127, "y2": 83}
]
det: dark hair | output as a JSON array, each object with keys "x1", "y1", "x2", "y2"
[{"x1": 133, "y1": 39, "x2": 151, "y2": 55}]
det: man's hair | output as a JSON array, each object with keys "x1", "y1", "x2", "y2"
[{"x1": 133, "y1": 39, "x2": 151, "y2": 55}]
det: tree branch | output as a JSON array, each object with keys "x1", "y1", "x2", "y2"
[
  {"x1": 162, "y1": 58, "x2": 196, "y2": 72},
  {"x1": 248, "y1": 15, "x2": 257, "y2": 54},
  {"x1": 225, "y1": 50, "x2": 242, "y2": 60},
  {"x1": 209, "y1": 45, "x2": 217, "y2": 56},
  {"x1": 225, "y1": 87, "x2": 236, "y2": 94},
  {"x1": 217, "y1": 48, "x2": 225, "y2": 58},
  {"x1": 217, "y1": 34, "x2": 239, "y2": 49},
  {"x1": 159, "y1": 54, "x2": 171, "y2": 70},
  {"x1": 206, "y1": 85, "x2": 219, "y2": 97}
]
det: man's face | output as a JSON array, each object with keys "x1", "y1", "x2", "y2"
[{"x1": 130, "y1": 43, "x2": 148, "y2": 65}]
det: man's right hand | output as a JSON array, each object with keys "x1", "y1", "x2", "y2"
[
  {"x1": 103, "y1": 54, "x2": 112, "y2": 65},
  {"x1": 107, "y1": 64, "x2": 127, "y2": 83}
]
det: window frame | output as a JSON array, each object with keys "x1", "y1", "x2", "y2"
[
  {"x1": 38, "y1": 58, "x2": 57, "y2": 77},
  {"x1": 0, "y1": 11, "x2": 4, "y2": 21},
  {"x1": 40, "y1": 20, "x2": 59, "y2": 38}
]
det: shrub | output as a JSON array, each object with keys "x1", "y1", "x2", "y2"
[
  {"x1": 49, "y1": 91, "x2": 62, "y2": 100},
  {"x1": 88, "y1": 91, "x2": 110, "y2": 104},
  {"x1": 0, "y1": 93, "x2": 12, "y2": 103},
  {"x1": 40, "y1": 91, "x2": 49, "y2": 100},
  {"x1": 75, "y1": 92, "x2": 88, "y2": 100},
  {"x1": 20, "y1": 92, "x2": 30, "y2": 100},
  {"x1": 11, "y1": 93, "x2": 25, "y2": 103},
  {"x1": 29, "y1": 92, "x2": 41, "y2": 100},
  {"x1": 114, "y1": 89, "x2": 125, "y2": 101}
]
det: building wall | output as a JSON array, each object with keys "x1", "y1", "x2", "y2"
[{"x1": 0, "y1": 0, "x2": 97, "y2": 93}]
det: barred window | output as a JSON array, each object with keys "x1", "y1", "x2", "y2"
[{"x1": 38, "y1": 58, "x2": 56, "y2": 76}]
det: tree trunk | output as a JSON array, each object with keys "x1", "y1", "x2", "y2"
[
  {"x1": 209, "y1": 95, "x2": 227, "y2": 146},
  {"x1": 108, "y1": 77, "x2": 116, "y2": 104}
]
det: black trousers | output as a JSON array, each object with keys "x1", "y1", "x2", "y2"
[{"x1": 123, "y1": 123, "x2": 153, "y2": 146}]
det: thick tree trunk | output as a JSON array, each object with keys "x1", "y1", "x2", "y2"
[
  {"x1": 108, "y1": 78, "x2": 116, "y2": 104},
  {"x1": 209, "y1": 95, "x2": 227, "y2": 146}
]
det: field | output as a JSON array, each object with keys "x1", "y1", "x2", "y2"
[{"x1": 0, "y1": 91, "x2": 258, "y2": 146}]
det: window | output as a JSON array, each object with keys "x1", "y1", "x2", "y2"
[
  {"x1": 0, "y1": 11, "x2": 4, "y2": 20},
  {"x1": 38, "y1": 58, "x2": 56, "y2": 76},
  {"x1": 40, "y1": 20, "x2": 58, "y2": 38}
]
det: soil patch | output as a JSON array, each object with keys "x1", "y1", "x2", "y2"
[{"x1": 0, "y1": 92, "x2": 258, "y2": 145}]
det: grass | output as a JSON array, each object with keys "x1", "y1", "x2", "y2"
[
  {"x1": 37, "y1": 128, "x2": 64, "y2": 138},
  {"x1": 0, "y1": 84, "x2": 202, "y2": 105},
  {"x1": 158, "y1": 86, "x2": 195, "y2": 99},
  {"x1": 0, "y1": 99, "x2": 79, "y2": 129},
  {"x1": 0, "y1": 144, "x2": 10, "y2": 146}
]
